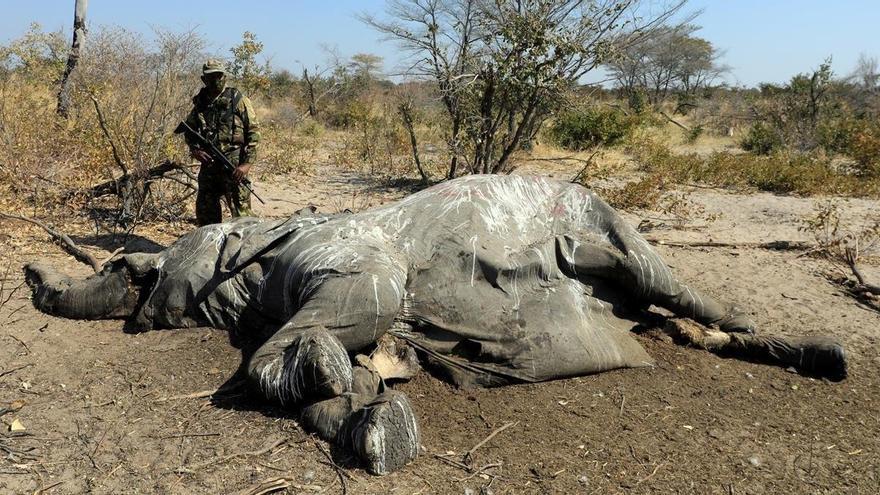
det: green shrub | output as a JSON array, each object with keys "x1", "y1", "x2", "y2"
[
  {"x1": 629, "y1": 138, "x2": 879, "y2": 197},
  {"x1": 740, "y1": 122, "x2": 784, "y2": 155},
  {"x1": 818, "y1": 117, "x2": 880, "y2": 176},
  {"x1": 549, "y1": 107, "x2": 638, "y2": 150},
  {"x1": 685, "y1": 124, "x2": 704, "y2": 144}
]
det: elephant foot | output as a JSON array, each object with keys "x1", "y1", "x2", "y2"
[
  {"x1": 731, "y1": 334, "x2": 847, "y2": 381},
  {"x1": 343, "y1": 391, "x2": 420, "y2": 475},
  {"x1": 771, "y1": 336, "x2": 847, "y2": 381},
  {"x1": 266, "y1": 329, "x2": 353, "y2": 404},
  {"x1": 300, "y1": 367, "x2": 383, "y2": 440}
]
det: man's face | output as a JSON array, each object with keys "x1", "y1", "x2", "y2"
[{"x1": 201, "y1": 72, "x2": 226, "y2": 93}]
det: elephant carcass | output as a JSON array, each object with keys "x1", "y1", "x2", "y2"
[{"x1": 25, "y1": 175, "x2": 845, "y2": 475}]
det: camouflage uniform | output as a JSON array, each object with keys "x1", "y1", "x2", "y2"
[{"x1": 185, "y1": 60, "x2": 261, "y2": 226}]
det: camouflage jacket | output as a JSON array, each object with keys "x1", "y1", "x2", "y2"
[{"x1": 184, "y1": 86, "x2": 261, "y2": 164}]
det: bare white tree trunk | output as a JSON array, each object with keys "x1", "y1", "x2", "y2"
[{"x1": 57, "y1": 0, "x2": 88, "y2": 118}]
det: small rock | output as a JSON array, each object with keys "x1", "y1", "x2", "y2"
[
  {"x1": 708, "y1": 429, "x2": 722, "y2": 439},
  {"x1": 745, "y1": 372, "x2": 754, "y2": 379},
  {"x1": 785, "y1": 366, "x2": 798, "y2": 374},
  {"x1": 464, "y1": 488, "x2": 475, "y2": 495},
  {"x1": 748, "y1": 456, "x2": 761, "y2": 467},
  {"x1": 302, "y1": 470, "x2": 315, "y2": 483},
  {"x1": 578, "y1": 475, "x2": 589, "y2": 485},
  {"x1": 9, "y1": 418, "x2": 25, "y2": 432}
]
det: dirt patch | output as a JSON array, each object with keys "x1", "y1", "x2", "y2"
[{"x1": 1, "y1": 165, "x2": 878, "y2": 494}]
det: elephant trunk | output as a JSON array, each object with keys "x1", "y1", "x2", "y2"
[{"x1": 25, "y1": 261, "x2": 137, "y2": 319}]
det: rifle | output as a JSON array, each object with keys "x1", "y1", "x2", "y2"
[{"x1": 174, "y1": 120, "x2": 265, "y2": 204}]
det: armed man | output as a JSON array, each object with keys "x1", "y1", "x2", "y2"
[{"x1": 183, "y1": 59, "x2": 261, "y2": 226}]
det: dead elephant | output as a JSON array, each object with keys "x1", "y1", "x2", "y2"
[{"x1": 25, "y1": 175, "x2": 847, "y2": 475}]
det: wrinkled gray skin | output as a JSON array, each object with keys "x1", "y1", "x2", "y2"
[
  {"x1": 29, "y1": 176, "x2": 754, "y2": 382},
  {"x1": 28, "y1": 175, "x2": 792, "y2": 473}
]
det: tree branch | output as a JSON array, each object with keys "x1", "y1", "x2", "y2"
[{"x1": 0, "y1": 213, "x2": 101, "y2": 272}]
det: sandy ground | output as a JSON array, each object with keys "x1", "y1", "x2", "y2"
[{"x1": 1, "y1": 162, "x2": 878, "y2": 494}]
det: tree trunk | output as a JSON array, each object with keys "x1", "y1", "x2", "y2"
[
  {"x1": 398, "y1": 102, "x2": 428, "y2": 184},
  {"x1": 57, "y1": 0, "x2": 88, "y2": 118},
  {"x1": 303, "y1": 68, "x2": 318, "y2": 117}
]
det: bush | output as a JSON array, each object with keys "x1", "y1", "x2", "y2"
[
  {"x1": 741, "y1": 122, "x2": 784, "y2": 155},
  {"x1": 629, "y1": 138, "x2": 879, "y2": 197},
  {"x1": 818, "y1": 117, "x2": 880, "y2": 176},
  {"x1": 549, "y1": 107, "x2": 638, "y2": 150}
]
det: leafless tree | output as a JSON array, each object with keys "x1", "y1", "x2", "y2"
[
  {"x1": 605, "y1": 24, "x2": 726, "y2": 105},
  {"x1": 364, "y1": 0, "x2": 688, "y2": 177}
]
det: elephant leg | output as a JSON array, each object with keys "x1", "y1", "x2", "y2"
[
  {"x1": 665, "y1": 318, "x2": 846, "y2": 380},
  {"x1": 558, "y1": 236, "x2": 754, "y2": 332},
  {"x1": 247, "y1": 271, "x2": 403, "y2": 405},
  {"x1": 300, "y1": 369, "x2": 421, "y2": 475}
]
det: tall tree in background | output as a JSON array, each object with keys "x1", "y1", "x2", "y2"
[
  {"x1": 364, "y1": 0, "x2": 687, "y2": 178},
  {"x1": 605, "y1": 24, "x2": 726, "y2": 106},
  {"x1": 56, "y1": 0, "x2": 87, "y2": 118}
]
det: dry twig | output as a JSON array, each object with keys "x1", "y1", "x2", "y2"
[
  {"x1": 464, "y1": 421, "x2": 518, "y2": 462},
  {"x1": 174, "y1": 437, "x2": 288, "y2": 474},
  {"x1": 235, "y1": 477, "x2": 323, "y2": 495}
]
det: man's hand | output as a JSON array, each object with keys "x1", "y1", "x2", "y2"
[
  {"x1": 233, "y1": 163, "x2": 252, "y2": 182},
  {"x1": 191, "y1": 149, "x2": 212, "y2": 165}
]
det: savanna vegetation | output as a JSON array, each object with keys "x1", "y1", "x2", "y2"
[{"x1": 2, "y1": 0, "x2": 879, "y2": 238}]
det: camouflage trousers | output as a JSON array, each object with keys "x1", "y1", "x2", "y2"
[{"x1": 195, "y1": 162, "x2": 253, "y2": 226}]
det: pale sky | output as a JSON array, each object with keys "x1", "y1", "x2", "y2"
[{"x1": 2, "y1": 0, "x2": 878, "y2": 86}]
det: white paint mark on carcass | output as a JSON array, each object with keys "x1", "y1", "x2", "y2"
[{"x1": 470, "y1": 235, "x2": 478, "y2": 287}]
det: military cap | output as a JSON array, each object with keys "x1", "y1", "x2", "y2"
[{"x1": 202, "y1": 59, "x2": 227, "y2": 75}]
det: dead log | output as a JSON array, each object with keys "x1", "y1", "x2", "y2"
[
  {"x1": 86, "y1": 160, "x2": 193, "y2": 198},
  {"x1": 844, "y1": 246, "x2": 880, "y2": 295}
]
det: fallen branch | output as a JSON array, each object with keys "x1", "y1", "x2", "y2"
[
  {"x1": 0, "y1": 213, "x2": 101, "y2": 272},
  {"x1": 85, "y1": 160, "x2": 192, "y2": 199},
  {"x1": 153, "y1": 380, "x2": 245, "y2": 403},
  {"x1": 175, "y1": 437, "x2": 287, "y2": 474},
  {"x1": 844, "y1": 246, "x2": 880, "y2": 295},
  {"x1": 0, "y1": 363, "x2": 34, "y2": 377},
  {"x1": 633, "y1": 461, "x2": 666, "y2": 488},
  {"x1": 235, "y1": 477, "x2": 323, "y2": 495},
  {"x1": 455, "y1": 462, "x2": 503, "y2": 482},
  {"x1": 464, "y1": 421, "x2": 517, "y2": 462},
  {"x1": 659, "y1": 111, "x2": 689, "y2": 131},
  {"x1": 33, "y1": 480, "x2": 65, "y2": 495},
  {"x1": 156, "y1": 432, "x2": 220, "y2": 439},
  {"x1": 646, "y1": 238, "x2": 812, "y2": 251},
  {"x1": 315, "y1": 440, "x2": 351, "y2": 495},
  {"x1": 153, "y1": 389, "x2": 215, "y2": 402}
]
